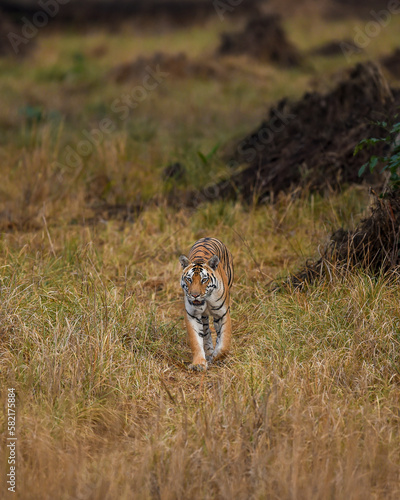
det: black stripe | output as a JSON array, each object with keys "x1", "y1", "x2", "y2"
[
  {"x1": 185, "y1": 309, "x2": 203, "y2": 325},
  {"x1": 211, "y1": 294, "x2": 227, "y2": 311},
  {"x1": 214, "y1": 308, "x2": 229, "y2": 322},
  {"x1": 213, "y1": 283, "x2": 225, "y2": 303}
]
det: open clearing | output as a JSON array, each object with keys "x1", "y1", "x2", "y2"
[{"x1": 1, "y1": 2, "x2": 400, "y2": 498}]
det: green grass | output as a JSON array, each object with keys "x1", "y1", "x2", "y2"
[{"x1": 1, "y1": 9, "x2": 400, "y2": 499}]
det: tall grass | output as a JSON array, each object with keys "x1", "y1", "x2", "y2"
[
  {"x1": 1, "y1": 197, "x2": 400, "y2": 499},
  {"x1": 1, "y1": 11, "x2": 400, "y2": 499}
]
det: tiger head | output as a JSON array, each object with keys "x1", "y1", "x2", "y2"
[{"x1": 179, "y1": 254, "x2": 219, "y2": 306}]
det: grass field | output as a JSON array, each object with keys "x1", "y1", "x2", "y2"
[{"x1": 1, "y1": 7, "x2": 400, "y2": 499}]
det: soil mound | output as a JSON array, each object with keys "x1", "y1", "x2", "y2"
[
  {"x1": 211, "y1": 62, "x2": 399, "y2": 203},
  {"x1": 381, "y1": 48, "x2": 400, "y2": 79},
  {"x1": 0, "y1": 11, "x2": 33, "y2": 57},
  {"x1": 218, "y1": 14, "x2": 301, "y2": 66},
  {"x1": 283, "y1": 190, "x2": 400, "y2": 289},
  {"x1": 328, "y1": 0, "x2": 393, "y2": 18},
  {"x1": 108, "y1": 52, "x2": 221, "y2": 83},
  {"x1": 0, "y1": 0, "x2": 262, "y2": 28},
  {"x1": 0, "y1": 12, "x2": 13, "y2": 56}
]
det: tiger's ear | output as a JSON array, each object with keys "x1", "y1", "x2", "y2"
[
  {"x1": 179, "y1": 255, "x2": 190, "y2": 269},
  {"x1": 207, "y1": 255, "x2": 219, "y2": 270}
]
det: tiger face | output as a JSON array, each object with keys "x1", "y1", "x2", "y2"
[{"x1": 179, "y1": 255, "x2": 219, "y2": 306}]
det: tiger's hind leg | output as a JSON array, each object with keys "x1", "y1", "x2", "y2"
[{"x1": 201, "y1": 315, "x2": 214, "y2": 360}]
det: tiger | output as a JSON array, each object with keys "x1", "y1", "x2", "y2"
[{"x1": 179, "y1": 237, "x2": 234, "y2": 371}]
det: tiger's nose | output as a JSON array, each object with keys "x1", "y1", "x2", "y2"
[{"x1": 192, "y1": 293, "x2": 200, "y2": 298}]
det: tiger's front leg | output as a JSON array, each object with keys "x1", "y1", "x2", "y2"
[
  {"x1": 201, "y1": 315, "x2": 214, "y2": 360},
  {"x1": 209, "y1": 309, "x2": 232, "y2": 363},
  {"x1": 184, "y1": 311, "x2": 208, "y2": 371}
]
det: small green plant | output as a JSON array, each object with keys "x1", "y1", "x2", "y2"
[
  {"x1": 197, "y1": 142, "x2": 220, "y2": 166},
  {"x1": 18, "y1": 105, "x2": 43, "y2": 124},
  {"x1": 355, "y1": 118, "x2": 400, "y2": 190}
]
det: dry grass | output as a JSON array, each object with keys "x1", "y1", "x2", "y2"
[
  {"x1": 1, "y1": 9, "x2": 400, "y2": 500},
  {"x1": 1, "y1": 196, "x2": 400, "y2": 499}
]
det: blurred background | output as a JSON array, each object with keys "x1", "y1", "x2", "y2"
[{"x1": 1, "y1": 0, "x2": 400, "y2": 225}]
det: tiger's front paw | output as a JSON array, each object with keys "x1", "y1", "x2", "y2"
[
  {"x1": 206, "y1": 349, "x2": 226, "y2": 364},
  {"x1": 188, "y1": 361, "x2": 207, "y2": 372}
]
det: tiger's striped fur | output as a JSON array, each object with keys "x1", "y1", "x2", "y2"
[{"x1": 179, "y1": 237, "x2": 234, "y2": 371}]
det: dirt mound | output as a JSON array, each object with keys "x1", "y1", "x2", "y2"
[
  {"x1": 0, "y1": 11, "x2": 33, "y2": 57},
  {"x1": 266, "y1": 0, "x2": 390, "y2": 19},
  {"x1": 108, "y1": 52, "x2": 221, "y2": 83},
  {"x1": 381, "y1": 48, "x2": 400, "y2": 79},
  {"x1": 0, "y1": 0, "x2": 262, "y2": 28},
  {"x1": 327, "y1": 0, "x2": 393, "y2": 18},
  {"x1": 283, "y1": 190, "x2": 400, "y2": 289},
  {"x1": 0, "y1": 12, "x2": 13, "y2": 56},
  {"x1": 210, "y1": 62, "x2": 399, "y2": 203},
  {"x1": 218, "y1": 14, "x2": 301, "y2": 66}
]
